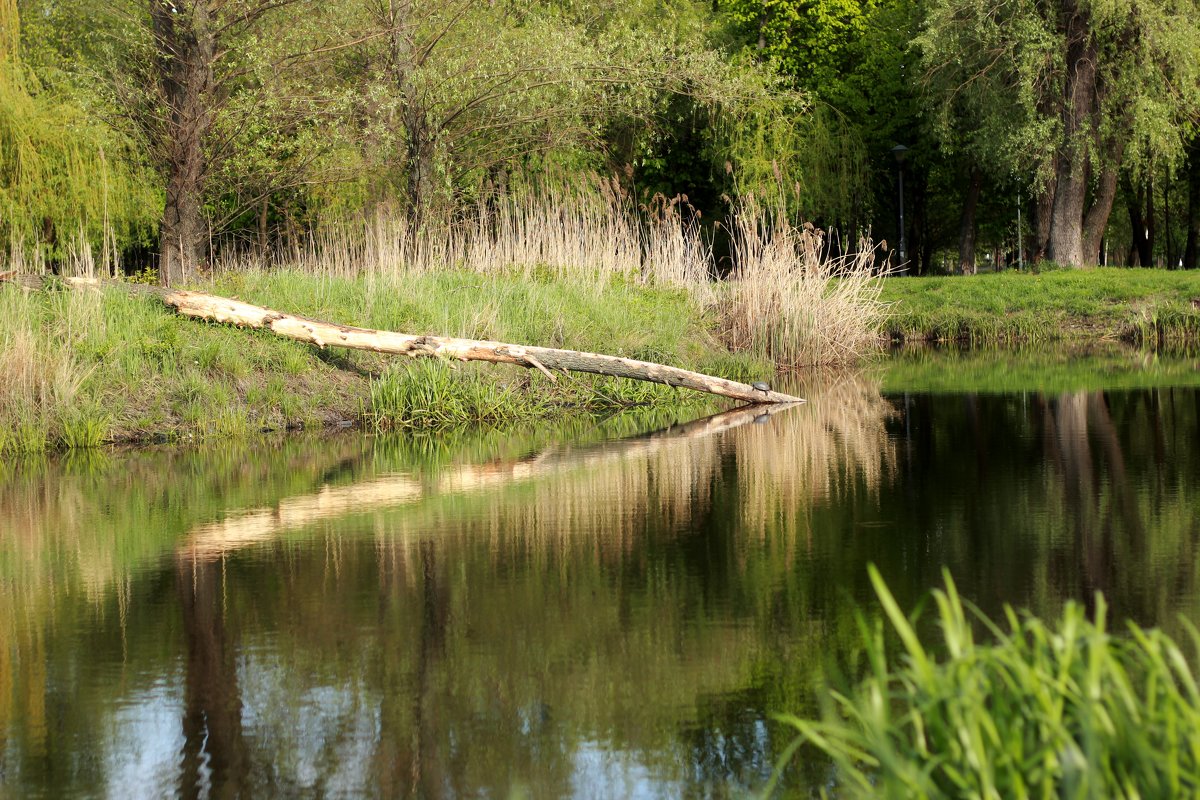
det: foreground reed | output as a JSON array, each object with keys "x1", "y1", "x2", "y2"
[{"x1": 770, "y1": 566, "x2": 1200, "y2": 798}]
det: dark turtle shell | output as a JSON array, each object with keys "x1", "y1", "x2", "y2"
[{"x1": 751, "y1": 381, "x2": 771, "y2": 392}]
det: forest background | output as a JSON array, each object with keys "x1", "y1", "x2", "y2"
[{"x1": 3, "y1": 0, "x2": 1200, "y2": 284}]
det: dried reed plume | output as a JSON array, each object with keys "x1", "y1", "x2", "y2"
[{"x1": 721, "y1": 201, "x2": 888, "y2": 367}]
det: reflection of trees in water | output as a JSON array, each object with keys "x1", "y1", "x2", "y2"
[
  {"x1": 881, "y1": 388, "x2": 1200, "y2": 629},
  {"x1": 176, "y1": 555, "x2": 248, "y2": 799},
  {"x1": 1041, "y1": 390, "x2": 1193, "y2": 625},
  {"x1": 13, "y1": 382, "x2": 1198, "y2": 796},
  {"x1": 0, "y1": 382, "x2": 898, "y2": 796},
  {"x1": 164, "y1": 380, "x2": 896, "y2": 795}
]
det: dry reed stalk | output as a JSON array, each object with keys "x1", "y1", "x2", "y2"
[
  {"x1": 0, "y1": 294, "x2": 93, "y2": 437},
  {"x1": 251, "y1": 187, "x2": 883, "y2": 365},
  {"x1": 722, "y1": 201, "x2": 887, "y2": 367},
  {"x1": 5, "y1": 224, "x2": 121, "y2": 278}
]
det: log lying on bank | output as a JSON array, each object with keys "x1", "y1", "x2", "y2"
[{"x1": 1, "y1": 275, "x2": 804, "y2": 404}]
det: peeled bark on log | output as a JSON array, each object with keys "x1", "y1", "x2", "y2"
[
  {"x1": 164, "y1": 290, "x2": 804, "y2": 404},
  {"x1": 1, "y1": 275, "x2": 803, "y2": 404}
]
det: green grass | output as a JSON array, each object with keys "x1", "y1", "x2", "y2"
[
  {"x1": 882, "y1": 268, "x2": 1200, "y2": 345},
  {"x1": 0, "y1": 269, "x2": 768, "y2": 452},
  {"x1": 876, "y1": 343, "x2": 1200, "y2": 394},
  {"x1": 769, "y1": 566, "x2": 1200, "y2": 799}
]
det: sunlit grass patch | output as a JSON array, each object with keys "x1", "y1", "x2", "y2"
[
  {"x1": 369, "y1": 361, "x2": 545, "y2": 431},
  {"x1": 882, "y1": 268, "x2": 1200, "y2": 345}
]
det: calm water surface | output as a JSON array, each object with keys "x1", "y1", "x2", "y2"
[{"x1": 2, "y1": 353, "x2": 1199, "y2": 798}]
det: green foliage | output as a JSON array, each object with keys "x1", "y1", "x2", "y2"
[
  {"x1": 0, "y1": 1, "x2": 157, "y2": 267},
  {"x1": 917, "y1": 0, "x2": 1200, "y2": 179},
  {"x1": 714, "y1": 0, "x2": 926, "y2": 245},
  {"x1": 370, "y1": 361, "x2": 547, "y2": 431},
  {"x1": 771, "y1": 566, "x2": 1200, "y2": 798}
]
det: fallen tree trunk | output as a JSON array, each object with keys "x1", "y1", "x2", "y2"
[{"x1": 2, "y1": 275, "x2": 804, "y2": 404}]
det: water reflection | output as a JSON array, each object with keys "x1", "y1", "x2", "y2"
[{"x1": 1, "y1": 377, "x2": 1199, "y2": 797}]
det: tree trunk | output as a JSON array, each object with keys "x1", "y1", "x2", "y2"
[
  {"x1": 1144, "y1": 174, "x2": 1157, "y2": 266},
  {"x1": 257, "y1": 196, "x2": 269, "y2": 254},
  {"x1": 1047, "y1": 23, "x2": 1097, "y2": 268},
  {"x1": 152, "y1": 0, "x2": 216, "y2": 287},
  {"x1": 1049, "y1": 158, "x2": 1089, "y2": 266},
  {"x1": 1124, "y1": 176, "x2": 1142, "y2": 266},
  {"x1": 385, "y1": 0, "x2": 436, "y2": 223},
  {"x1": 163, "y1": 289, "x2": 804, "y2": 403},
  {"x1": 957, "y1": 166, "x2": 983, "y2": 275},
  {"x1": 404, "y1": 114, "x2": 436, "y2": 222},
  {"x1": 911, "y1": 170, "x2": 930, "y2": 276},
  {"x1": 1186, "y1": 143, "x2": 1200, "y2": 269},
  {"x1": 1081, "y1": 164, "x2": 1119, "y2": 264},
  {"x1": 1034, "y1": 174, "x2": 1056, "y2": 263},
  {"x1": 1127, "y1": 176, "x2": 1155, "y2": 268}
]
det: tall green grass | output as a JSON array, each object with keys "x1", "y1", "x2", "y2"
[{"x1": 770, "y1": 565, "x2": 1200, "y2": 798}]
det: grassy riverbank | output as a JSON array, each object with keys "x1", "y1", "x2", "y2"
[
  {"x1": 882, "y1": 268, "x2": 1200, "y2": 345},
  {"x1": 0, "y1": 270, "x2": 767, "y2": 453}
]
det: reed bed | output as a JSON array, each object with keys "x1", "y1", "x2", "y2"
[
  {"x1": 3, "y1": 183, "x2": 886, "y2": 450},
  {"x1": 0, "y1": 289, "x2": 106, "y2": 453},
  {"x1": 722, "y1": 207, "x2": 888, "y2": 367},
  {"x1": 771, "y1": 566, "x2": 1200, "y2": 799},
  {"x1": 247, "y1": 185, "x2": 885, "y2": 367}
]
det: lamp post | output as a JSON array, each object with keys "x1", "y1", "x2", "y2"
[{"x1": 891, "y1": 145, "x2": 909, "y2": 267}]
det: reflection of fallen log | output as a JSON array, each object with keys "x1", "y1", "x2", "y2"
[
  {"x1": 178, "y1": 402, "x2": 798, "y2": 561},
  {"x1": 2, "y1": 275, "x2": 803, "y2": 404}
]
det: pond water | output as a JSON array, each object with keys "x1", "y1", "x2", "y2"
[{"x1": 1, "y1": 348, "x2": 1199, "y2": 798}]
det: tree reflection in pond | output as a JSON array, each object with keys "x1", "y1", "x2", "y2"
[{"x1": 1, "y1": 377, "x2": 1198, "y2": 797}]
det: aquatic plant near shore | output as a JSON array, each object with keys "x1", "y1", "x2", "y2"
[{"x1": 768, "y1": 565, "x2": 1200, "y2": 798}]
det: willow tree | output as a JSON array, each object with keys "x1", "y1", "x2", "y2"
[
  {"x1": 100, "y1": 0, "x2": 335, "y2": 285},
  {"x1": 719, "y1": 0, "x2": 923, "y2": 263},
  {"x1": 321, "y1": 0, "x2": 778, "y2": 224},
  {"x1": 919, "y1": 0, "x2": 1200, "y2": 267},
  {"x1": 0, "y1": 0, "x2": 156, "y2": 270}
]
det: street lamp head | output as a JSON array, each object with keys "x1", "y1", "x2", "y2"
[{"x1": 891, "y1": 144, "x2": 909, "y2": 164}]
